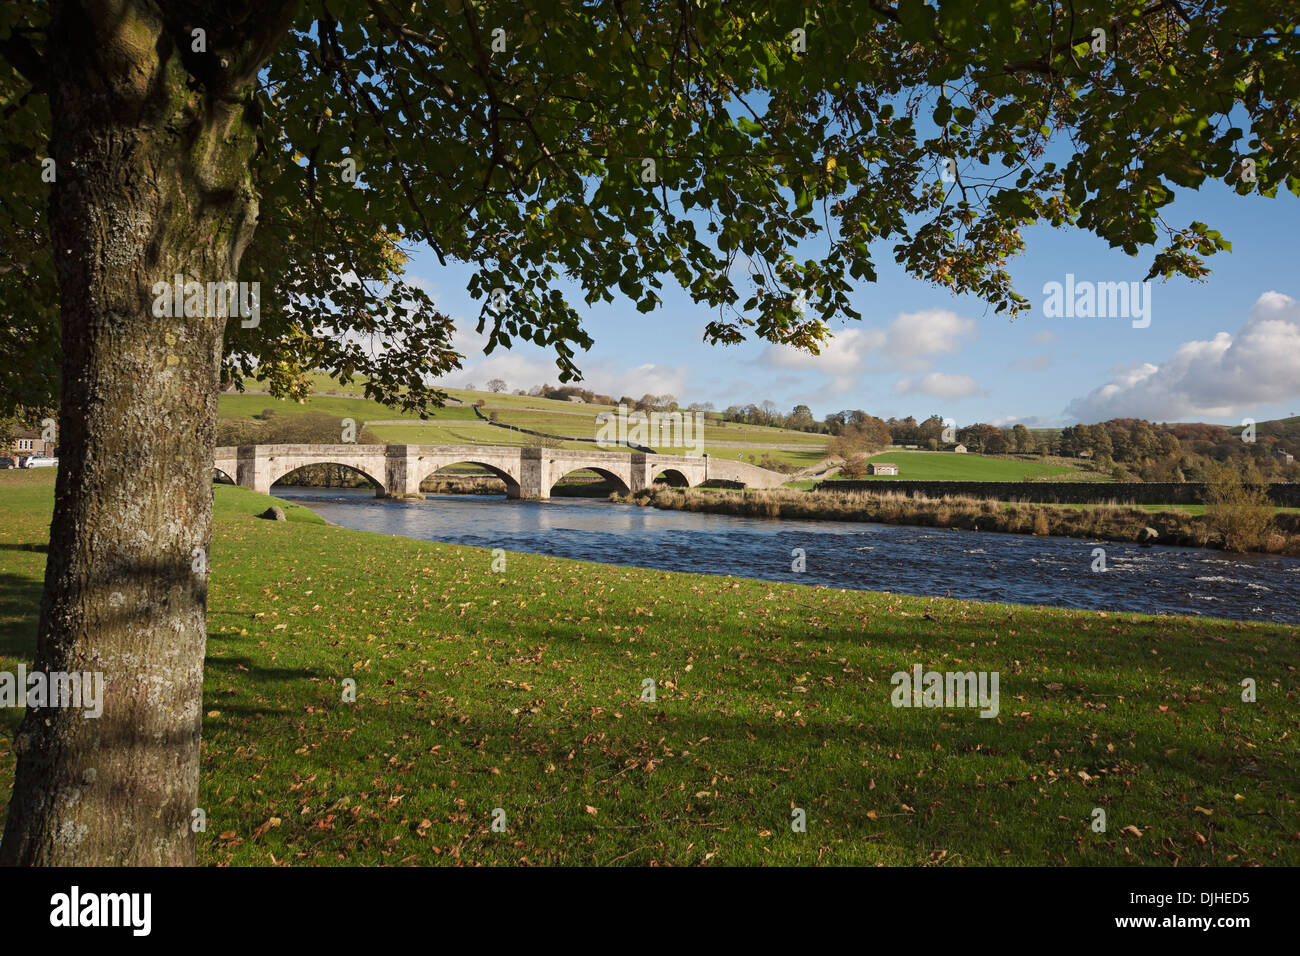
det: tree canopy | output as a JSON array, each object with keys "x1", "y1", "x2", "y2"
[{"x1": 3, "y1": 0, "x2": 1296, "y2": 420}]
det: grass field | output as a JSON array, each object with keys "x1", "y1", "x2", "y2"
[
  {"x1": 365, "y1": 422, "x2": 594, "y2": 449},
  {"x1": 840, "y1": 450, "x2": 1094, "y2": 481},
  {"x1": 465, "y1": 405, "x2": 830, "y2": 459},
  {"x1": 218, "y1": 392, "x2": 446, "y2": 425},
  {"x1": 1, "y1": 468, "x2": 1295, "y2": 865},
  {"x1": 443, "y1": 388, "x2": 613, "y2": 412}
]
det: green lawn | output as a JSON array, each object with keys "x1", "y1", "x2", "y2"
[
  {"x1": 840, "y1": 450, "x2": 1093, "y2": 481},
  {"x1": 1, "y1": 469, "x2": 1295, "y2": 866}
]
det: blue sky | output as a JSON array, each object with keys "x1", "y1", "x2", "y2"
[{"x1": 402, "y1": 175, "x2": 1300, "y2": 428}]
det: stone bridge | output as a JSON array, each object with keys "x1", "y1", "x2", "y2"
[{"x1": 212, "y1": 444, "x2": 787, "y2": 499}]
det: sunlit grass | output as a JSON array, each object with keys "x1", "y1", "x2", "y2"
[
  {"x1": 842, "y1": 450, "x2": 1091, "y2": 481},
  {"x1": 0, "y1": 470, "x2": 1295, "y2": 866}
]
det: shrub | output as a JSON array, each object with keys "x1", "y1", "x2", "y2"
[
  {"x1": 1203, "y1": 463, "x2": 1274, "y2": 552},
  {"x1": 758, "y1": 453, "x2": 797, "y2": 474},
  {"x1": 838, "y1": 456, "x2": 869, "y2": 479}
]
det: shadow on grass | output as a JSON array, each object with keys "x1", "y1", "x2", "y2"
[
  {"x1": 207, "y1": 681, "x2": 1297, "y2": 866},
  {"x1": 0, "y1": 570, "x2": 42, "y2": 661},
  {"x1": 205, "y1": 628, "x2": 328, "y2": 689}
]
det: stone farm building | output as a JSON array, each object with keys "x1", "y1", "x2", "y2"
[
  {"x1": 867, "y1": 462, "x2": 899, "y2": 475},
  {"x1": 2, "y1": 428, "x2": 56, "y2": 459}
]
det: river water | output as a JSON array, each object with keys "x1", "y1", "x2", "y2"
[{"x1": 273, "y1": 487, "x2": 1300, "y2": 626}]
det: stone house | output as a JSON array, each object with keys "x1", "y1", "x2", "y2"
[
  {"x1": 952, "y1": 443, "x2": 967, "y2": 454},
  {"x1": 3, "y1": 427, "x2": 56, "y2": 460},
  {"x1": 867, "y1": 462, "x2": 899, "y2": 475}
]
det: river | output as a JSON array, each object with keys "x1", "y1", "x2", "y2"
[{"x1": 272, "y1": 487, "x2": 1300, "y2": 626}]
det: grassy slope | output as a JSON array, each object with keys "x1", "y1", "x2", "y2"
[
  {"x1": 847, "y1": 450, "x2": 1091, "y2": 481},
  {"x1": 220, "y1": 380, "x2": 830, "y2": 460},
  {"x1": 1228, "y1": 414, "x2": 1300, "y2": 441},
  {"x1": 218, "y1": 392, "x2": 438, "y2": 425},
  {"x1": 1, "y1": 469, "x2": 1295, "y2": 866}
]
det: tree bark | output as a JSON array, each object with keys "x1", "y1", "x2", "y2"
[{"x1": 1, "y1": 0, "x2": 294, "y2": 866}]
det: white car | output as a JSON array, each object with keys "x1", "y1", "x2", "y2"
[{"x1": 24, "y1": 456, "x2": 58, "y2": 468}]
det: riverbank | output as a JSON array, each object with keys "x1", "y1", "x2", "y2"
[
  {"x1": 617, "y1": 486, "x2": 1300, "y2": 556},
  {"x1": 1, "y1": 469, "x2": 1296, "y2": 865}
]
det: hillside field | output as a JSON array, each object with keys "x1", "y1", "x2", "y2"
[
  {"x1": 219, "y1": 379, "x2": 831, "y2": 465},
  {"x1": 839, "y1": 450, "x2": 1097, "y2": 482}
]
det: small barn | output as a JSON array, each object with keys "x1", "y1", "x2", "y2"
[
  {"x1": 952, "y1": 443, "x2": 967, "y2": 454},
  {"x1": 867, "y1": 462, "x2": 899, "y2": 475}
]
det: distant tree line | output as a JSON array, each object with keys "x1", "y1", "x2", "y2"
[{"x1": 1051, "y1": 418, "x2": 1299, "y2": 482}]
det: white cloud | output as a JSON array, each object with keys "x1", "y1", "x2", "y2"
[
  {"x1": 434, "y1": 320, "x2": 692, "y2": 399},
  {"x1": 1030, "y1": 330, "x2": 1057, "y2": 345},
  {"x1": 435, "y1": 351, "x2": 555, "y2": 393},
  {"x1": 894, "y1": 372, "x2": 985, "y2": 399},
  {"x1": 760, "y1": 327, "x2": 884, "y2": 375},
  {"x1": 1064, "y1": 291, "x2": 1300, "y2": 422},
  {"x1": 758, "y1": 308, "x2": 976, "y2": 382},
  {"x1": 586, "y1": 363, "x2": 691, "y2": 400},
  {"x1": 884, "y1": 309, "x2": 977, "y2": 371}
]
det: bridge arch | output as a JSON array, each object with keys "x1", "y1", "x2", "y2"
[
  {"x1": 547, "y1": 464, "x2": 632, "y2": 497},
  {"x1": 651, "y1": 467, "x2": 692, "y2": 487},
  {"x1": 213, "y1": 467, "x2": 236, "y2": 484},
  {"x1": 414, "y1": 458, "x2": 522, "y2": 497},
  {"x1": 269, "y1": 461, "x2": 387, "y2": 496}
]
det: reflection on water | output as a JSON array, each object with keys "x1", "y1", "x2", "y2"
[{"x1": 272, "y1": 487, "x2": 1300, "y2": 625}]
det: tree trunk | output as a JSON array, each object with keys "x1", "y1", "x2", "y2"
[{"x1": 1, "y1": 0, "x2": 294, "y2": 866}]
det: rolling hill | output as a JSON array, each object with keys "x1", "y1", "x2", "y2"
[{"x1": 218, "y1": 378, "x2": 831, "y2": 469}]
